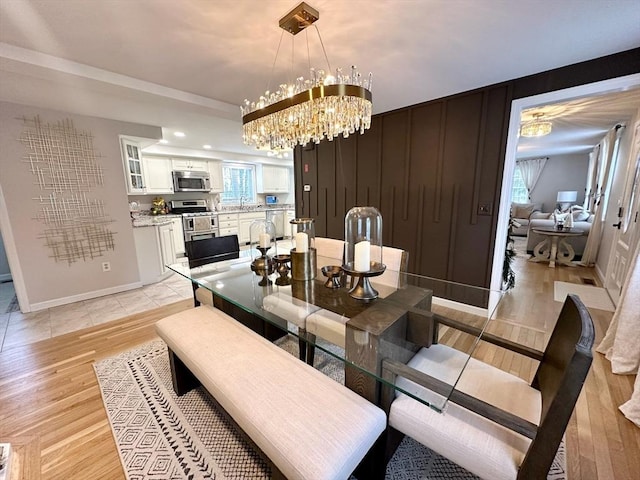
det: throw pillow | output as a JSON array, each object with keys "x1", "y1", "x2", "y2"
[
  {"x1": 572, "y1": 208, "x2": 590, "y2": 222},
  {"x1": 513, "y1": 203, "x2": 535, "y2": 219}
]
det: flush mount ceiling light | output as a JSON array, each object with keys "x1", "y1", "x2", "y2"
[
  {"x1": 241, "y1": 2, "x2": 372, "y2": 151},
  {"x1": 520, "y1": 113, "x2": 552, "y2": 137}
]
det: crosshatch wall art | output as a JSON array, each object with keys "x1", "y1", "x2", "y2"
[{"x1": 19, "y1": 116, "x2": 116, "y2": 265}]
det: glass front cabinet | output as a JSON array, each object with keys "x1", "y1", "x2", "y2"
[{"x1": 121, "y1": 138, "x2": 145, "y2": 194}]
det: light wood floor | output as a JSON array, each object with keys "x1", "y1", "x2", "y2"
[{"x1": 0, "y1": 252, "x2": 638, "y2": 479}]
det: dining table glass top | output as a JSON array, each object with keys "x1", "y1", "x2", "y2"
[{"x1": 167, "y1": 250, "x2": 505, "y2": 413}]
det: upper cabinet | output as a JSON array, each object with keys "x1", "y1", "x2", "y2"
[
  {"x1": 258, "y1": 165, "x2": 290, "y2": 193},
  {"x1": 121, "y1": 138, "x2": 145, "y2": 194},
  {"x1": 142, "y1": 156, "x2": 174, "y2": 194},
  {"x1": 172, "y1": 158, "x2": 208, "y2": 171},
  {"x1": 208, "y1": 160, "x2": 224, "y2": 193}
]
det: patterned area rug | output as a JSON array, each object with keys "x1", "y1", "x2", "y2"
[
  {"x1": 94, "y1": 338, "x2": 566, "y2": 480},
  {"x1": 4, "y1": 295, "x2": 19, "y2": 314}
]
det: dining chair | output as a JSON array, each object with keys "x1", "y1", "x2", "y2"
[
  {"x1": 382, "y1": 294, "x2": 594, "y2": 480},
  {"x1": 314, "y1": 237, "x2": 345, "y2": 263},
  {"x1": 187, "y1": 235, "x2": 240, "y2": 306}
]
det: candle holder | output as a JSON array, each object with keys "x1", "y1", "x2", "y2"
[
  {"x1": 273, "y1": 254, "x2": 291, "y2": 285},
  {"x1": 251, "y1": 246, "x2": 275, "y2": 286},
  {"x1": 290, "y1": 218, "x2": 316, "y2": 281},
  {"x1": 342, "y1": 262, "x2": 386, "y2": 300},
  {"x1": 343, "y1": 206, "x2": 384, "y2": 300},
  {"x1": 321, "y1": 265, "x2": 343, "y2": 289}
]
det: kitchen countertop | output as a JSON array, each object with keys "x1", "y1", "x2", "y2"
[
  {"x1": 131, "y1": 206, "x2": 295, "y2": 227},
  {"x1": 131, "y1": 214, "x2": 180, "y2": 227}
]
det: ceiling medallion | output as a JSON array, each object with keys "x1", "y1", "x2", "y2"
[
  {"x1": 241, "y1": 2, "x2": 373, "y2": 151},
  {"x1": 520, "y1": 112, "x2": 552, "y2": 137}
]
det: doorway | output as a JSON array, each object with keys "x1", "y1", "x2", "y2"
[{"x1": 491, "y1": 73, "x2": 640, "y2": 298}]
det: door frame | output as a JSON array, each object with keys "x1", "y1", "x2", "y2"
[{"x1": 490, "y1": 73, "x2": 640, "y2": 296}]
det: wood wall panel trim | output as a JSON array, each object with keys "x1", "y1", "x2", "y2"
[
  {"x1": 403, "y1": 110, "x2": 413, "y2": 221},
  {"x1": 434, "y1": 103, "x2": 447, "y2": 223},
  {"x1": 415, "y1": 184, "x2": 425, "y2": 272},
  {"x1": 447, "y1": 184, "x2": 460, "y2": 278},
  {"x1": 470, "y1": 91, "x2": 489, "y2": 225}
]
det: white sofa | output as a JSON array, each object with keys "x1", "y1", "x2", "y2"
[
  {"x1": 526, "y1": 209, "x2": 594, "y2": 258},
  {"x1": 510, "y1": 203, "x2": 544, "y2": 236}
]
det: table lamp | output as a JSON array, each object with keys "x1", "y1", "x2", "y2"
[{"x1": 557, "y1": 191, "x2": 577, "y2": 211}]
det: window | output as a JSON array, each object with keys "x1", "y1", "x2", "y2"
[
  {"x1": 511, "y1": 167, "x2": 529, "y2": 204},
  {"x1": 221, "y1": 163, "x2": 256, "y2": 204}
]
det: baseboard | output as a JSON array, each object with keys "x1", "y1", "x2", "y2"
[
  {"x1": 432, "y1": 296, "x2": 489, "y2": 317},
  {"x1": 29, "y1": 282, "x2": 143, "y2": 312},
  {"x1": 0, "y1": 273, "x2": 12, "y2": 282}
]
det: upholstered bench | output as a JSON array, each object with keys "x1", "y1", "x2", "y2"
[{"x1": 155, "y1": 305, "x2": 387, "y2": 480}]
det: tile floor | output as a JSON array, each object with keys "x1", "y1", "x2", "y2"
[{"x1": 0, "y1": 273, "x2": 193, "y2": 352}]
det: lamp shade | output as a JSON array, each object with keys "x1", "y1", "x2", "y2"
[{"x1": 557, "y1": 191, "x2": 578, "y2": 202}]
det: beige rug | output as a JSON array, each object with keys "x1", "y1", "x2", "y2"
[{"x1": 554, "y1": 281, "x2": 616, "y2": 312}]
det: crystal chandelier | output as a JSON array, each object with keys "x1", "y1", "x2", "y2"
[
  {"x1": 241, "y1": 2, "x2": 372, "y2": 151},
  {"x1": 520, "y1": 113, "x2": 552, "y2": 137}
]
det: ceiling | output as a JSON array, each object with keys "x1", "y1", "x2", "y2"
[{"x1": 1, "y1": 0, "x2": 639, "y2": 161}]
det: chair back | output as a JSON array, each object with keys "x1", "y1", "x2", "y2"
[
  {"x1": 185, "y1": 235, "x2": 240, "y2": 268},
  {"x1": 520, "y1": 294, "x2": 594, "y2": 478},
  {"x1": 314, "y1": 237, "x2": 345, "y2": 264},
  {"x1": 377, "y1": 245, "x2": 409, "y2": 287}
]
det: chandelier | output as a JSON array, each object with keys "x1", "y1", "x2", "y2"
[
  {"x1": 241, "y1": 2, "x2": 373, "y2": 151},
  {"x1": 520, "y1": 113, "x2": 552, "y2": 137}
]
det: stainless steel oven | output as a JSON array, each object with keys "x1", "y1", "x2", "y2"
[{"x1": 169, "y1": 200, "x2": 219, "y2": 242}]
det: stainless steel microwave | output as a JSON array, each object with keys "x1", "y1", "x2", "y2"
[{"x1": 172, "y1": 170, "x2": 211, "y2": 192}]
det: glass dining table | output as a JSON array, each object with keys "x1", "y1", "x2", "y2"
[{"x1": 167, "y1": 251, "x2": 505, "y2": 414}]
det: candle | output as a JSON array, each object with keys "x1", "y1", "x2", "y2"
[
  {"x1": 295, "y1": 232, "x2": 308, "y2": 252},
  {"x1": 354, "y1": 240, "x2": 370, "y2": 272},
  {"x1": 259, "y1": 232, "x2": 270, "y2": 248}
]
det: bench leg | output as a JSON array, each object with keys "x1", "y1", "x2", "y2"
[
  {"x1": 305, "y1": 332, "x2": 316, "y2": 366},
  {"x1": 191, "y1": 281, "x2": 200, "y2": 307},
  {"x1": 168, "y1": 347, "x2": 201, "y2": 395}
]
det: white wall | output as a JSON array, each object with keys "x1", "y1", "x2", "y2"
[
  {"x1": 597, "y1": 109, "x2": 640, "y2": 275},
  {"x1": 529, "y1": 153, "x2": 590, "y2": 211},
  {"x1": 0, "y1": 101, "x2": 162, "y2": 309}
]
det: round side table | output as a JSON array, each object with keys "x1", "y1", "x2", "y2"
[{"x1": 529, "y1": 228, "x2": 584, "y2": 268}]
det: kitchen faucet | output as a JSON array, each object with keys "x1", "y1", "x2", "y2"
[{"x1": 240, "y1": 195, "x2": 248, "y2": 209}]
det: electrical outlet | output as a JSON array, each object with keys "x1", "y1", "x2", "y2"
[
  {"x1": 303, "y1": 184, "x2": 311, "y2": 192},
  {"x1": 102, "y1": 262, "x2": 111, "y2": 272}
]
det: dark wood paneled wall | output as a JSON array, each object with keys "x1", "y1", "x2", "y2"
[{"x1": 294, "y1": 48, "x2": 640, "y2": 287}]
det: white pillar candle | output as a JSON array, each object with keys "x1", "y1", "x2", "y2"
[
  {"x1": 295, "y1": 232, "x2": 308, "y2": 252},
  {"x1": 354, "y1": 240, "x2": 371, "y2": 271},
  {"x1": 259, "y1": 232, "x2": 270, "y2": 248}
]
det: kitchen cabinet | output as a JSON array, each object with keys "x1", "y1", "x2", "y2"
[
  {"x1": 133, "y1": 222, "x2": 176, "y2": 285},
  {"x1": 121, "y1": 138, "x2": 145, "y2": 194},
  {"x1": 218, "y1": 213, "x2": 239, "y2": 237},
  {"x1": 172, "y1": 158, "x2": 208, "y2": 171},
  {"x1": 238, "y1": 211, "x2": 266, "y2": 244},
  {"x1": 286, "y1": 210, "x2": 295, "y2": 237},
  {"x1": 258, "y1": 165, "x2": 290, "y2": 193},
  {"x1": 169, "y1": 216, "x2": 185, "y2": 255},
  {"x1": 142, "y1": 156, "x2": 174, "y2": 194},
  {"x1": 208, "y1": 160, "x2": 224, "y2": 192}
]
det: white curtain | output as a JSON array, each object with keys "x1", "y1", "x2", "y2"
[
  {"x1": 584, "y1": 145, "x2": 600, "y2": 211},
  {"x1": 596, "y1": 240, "x2": 640, "y2": 426},
  {"x1": 581, "y1": 127, "x2": 624, "y2": 266},
  {"x1": 516, "y1": 157, "x2": 547, "y2": 201}
]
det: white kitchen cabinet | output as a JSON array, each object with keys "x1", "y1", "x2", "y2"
[
  {"x1": 257, "y1": 165, "x2": 290, "y2": 193},
  {"x1": 208, "y1": 160, "x2": 224, "y2": 192},
  {"x1": 142, "y1": 156, "x2": 174, "y2": 194},
  {"x1": 218, "y1": 213, "x2": 239, "y2": 238},
  {"x1": 238, "y1": 211, "x2": 266, "y2": 244},
  {"x1": 169, "y1": 216, "x2": 185, "y2": 255},
  {"x1": 133, "y1": 222, "x2": 176, "y2": 285},
  {"x1": 121, "y1": 138, "x2": 145, "y2": 194},
  {"x1": 172, "y1": 158, "x2": 208, "y2": 171}
]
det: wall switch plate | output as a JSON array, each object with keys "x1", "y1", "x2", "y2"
[
  {"x1": 478, "y1": 203, "x2": 492, "y2": 215},
  {"x1": 303, "y1": 184, "x2": 311, "y2": 192},
  {"x1": 102, "y1": 262, "x2": 111, "y2": 272}
]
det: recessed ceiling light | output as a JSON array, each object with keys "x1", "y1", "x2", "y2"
[
  {"x1": 174, "y1": 131, "x2": 186, "y2": 137},
  {"x1": 203, "y1": 144, "x2": 212, "y2": 149},
  {"x1": 159, "y1": 139, "x2": 169, "y2": 144}
]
